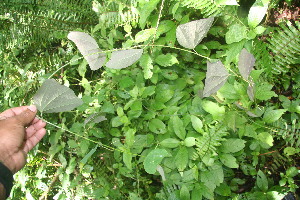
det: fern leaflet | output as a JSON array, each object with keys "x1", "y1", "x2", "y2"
[
  {"x1": 193, "y1": 124, "x2": 228, "y2": 159},
  {"x1": 267, "y1": 21, "x2": 300, "y2": 74}
]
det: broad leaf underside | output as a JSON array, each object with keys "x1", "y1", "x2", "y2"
[
  {"x1": 33, "y1": 79, "x2": 83, "y2": 113},
  {"x1": 176, "y1": 17, "x2": 214, "y2": 49},
  {"x1": 203, "y1": 61, "x2": 229, "y2": 97},
  {"x1": 68, "y1": 31, "x2": 106, "y2": 70}
]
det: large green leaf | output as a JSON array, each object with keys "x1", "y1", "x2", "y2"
[
  {"x1": 33, "y1": 79, "x2": 83, "y2": 113},
  {"x1": 190, "y1": 115, "x2": 203, "y2": 133},
  {"x1": 180, "y1": 184, "x2": 190, "y2": 200},
  {"x1": 160, "y1": 138, "x2": 180, "y2": 148},
  {"x1": 203, "y1": 61, "x2": 229, "y2": 97},
  {"x1": 201, "y1": 164, "x2": 224, "y2": 189},
  {"x1": 220, "y1": 138, "x2": 246, "y2": 153},
  {"x1": 68, "y1": 31, "x2": 106, "y2": 70},
  {"x1": 220, "y1": 154, "x2": 239, "y2": 168},
  {"x1": 225, "y1": 24, "x2": 247, "y2": 44},
  {"x1": 143, "y1": 149, "x2": 170, "y2": 174},
  {"x1": 202, "y1": 100, "x2": 225, "y2": 120},
  {"x1": 139, "y1": 0, "x2": 160, "y2": 29},
  {"x1": 258, "y1": 132, "x2": 274, "y2": 147},
  {"x1": 257, "y1": 170, "x2": 268, "y2": 192},
  {"x1": 255, "y1": 82, "x2": 277, "y2": 100},
  {"x1": 123, "y1": 152, "x2": 132, "y2": 170},
  {"x1": 106, "y1": 49, "x2": 143, "y2": 69},
  {"x1": 135, "y1": 28, "x2": 156, "y2": 43},
  {"x1": 263, "y1": 108, "x2": 286, "y2": 123},
  {"x1": 175, "y1": 146, "x2": 189, "y2": 171},
  {"x1": 149, "y1": 118, "x2": 167, "y2": 134},
  {"x1": 171, "y1": 115, "x2": 186, "y2": 140},
  {"x1": 139, "y1": 53, "x2": 153, "y2": 79},
  {"x1": 155, "y1": 53, "x2": 178, "y2": 67},
  {"x1": 176, "y1": 18, "x2": 214, "y2": 49}
]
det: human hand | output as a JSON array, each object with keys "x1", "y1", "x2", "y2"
[{"x1": 0, "y1": 105, "x2": 46, "y2": 173}]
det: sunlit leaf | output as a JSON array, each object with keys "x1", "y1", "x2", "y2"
[
  {"x1": 203, "y1": 61, "x2": 229, "y2": 97},
  {"x1": 33, "y1": 79, "x2": 83, "y2": 113},
  {"x1": 202, "y1": 100, "x2": 225, "y2": 120},
  {"x1": 180, "y1": 184, "x2": 190, "y2": 200},
  {"x1": 123, "y1": 152, "x2": 132, "y2": 170},
  {"x1": 143, "y1": 149, "x2": 170, "y2": 174},
  {"x1": 220, "y1": 138, "x2": 246, "y2": 153},
  {"x1": 216, "y1": 0, "x2": 239, "y2": 5},
  {"x1": 263, "y1": 108, "x2": 286, "y2": 123},
  {"x1": 190, "y1": 115, "x2": 203, "y2": 133},
  {"x1": 176, "y1": 17, "x2": 214, "y2": 49},
  {"x1": 106, "y1": 49, "x2": 143, "y2": 69},
  {"x1": 248, "y1": 0, "x2": 270, "y2": 28},
  {"x1": 149, "y1": 118, "x2": 167, "y2": 134},
  {"x1": 135, "y1": 28, "x2": 156, "y2": 43},
  {"x1": 258, "y1": 132, "x2": 274, "y2": 147},
  {"x1": 175, "y1": 146, "x2": 189, "y2": 171},
  {"x1": 171, "y1": 115, "x2": 186, "y2": 140},
  {"x1": 238, "y1": 48, "x2": 255, "y2": 80},
  {"x1": 220, "y1": 154, "x2": 238, "y2": 168},
  {"x1": 255, "y1": 82, "x2": 277, "y2": 100},
  {"x1": 67, "y1": 31, "x2": 106, "y2": 70},
  {"x1": 184, "y1": 137, "x2": 196, "y2": 147},
  {"x1": 160, "y1": 138, "x2": 180, "y2": 148},
  {"x1": 225, "y1": 24, "x2": 247, "y2": 44}
]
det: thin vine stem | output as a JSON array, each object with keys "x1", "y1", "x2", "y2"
[
  {"x1": 137, "y1": 44, "x2": 211, "y2": 60},
  {"x1": 37, "y1": 116, "x2": 143, "y2": 157},
  {"x1": 48, "y1": 43, "x2": 211, "y2": 79},
  {"x1": 151, "y1": 0, "x2": 165, "y2": 46}
]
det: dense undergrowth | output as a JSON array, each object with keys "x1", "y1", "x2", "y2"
[{"x1": 0, "y1": 0, "x2": 299, "y2": 199}]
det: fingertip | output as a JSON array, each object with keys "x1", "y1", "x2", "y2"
[
  {"x1": 28, "y1": 105, "x2": 37, "y2": 113},
  {"x1": 41, "y1": 121, "x2": 47, "y2": 127}
]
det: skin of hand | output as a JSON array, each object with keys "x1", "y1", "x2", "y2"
[{"x1": 0, "y1": 105, "x2": 46, "y2": 174}]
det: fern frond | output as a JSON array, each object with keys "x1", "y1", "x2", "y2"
[
  {"x1": 253, "y1": 39, "x2": 275, "y2": 74},
  {"x1": 193, "y1": 124, "x2": 228, "y2": 159},
  {"x1": 272, "y1": 119, "x2": 300, "y2": 147},
  {"x1": 93, "y1": 0, "x2": 139, "y2": 27},
  {"x1": 0, "y1": 0, "x2": 97, "y2": 49},
  {"x1": 267, "y1": 21, "x2": 300, "y2": 74},
  {"x1": 175, "y1": 0, "x2": 223, "y2": 18},
  {"x1": 267, "y1": 151, "x2": 289, "y2": 174}
]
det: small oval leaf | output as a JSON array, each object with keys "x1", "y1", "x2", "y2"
[
  {"x1": 161, "y1": 138, "x2": 180, "y2": 148},
  {"x1": 106, "y1": 49, "x2": 143, "y2": 69},
  {"x1": 191, "y1": 115, "x2": 203, "y2": 133}
]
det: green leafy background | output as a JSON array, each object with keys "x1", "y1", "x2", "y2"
[{"x1": 1, "y1": 0, "x2": 300, "y2": 199}]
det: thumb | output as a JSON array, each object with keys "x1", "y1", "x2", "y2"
[{"x1": 14, "y1": 105, "x2": 37, "y2": 126}]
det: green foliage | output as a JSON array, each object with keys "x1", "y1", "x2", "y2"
[
  {"x1": 2, "y1": 0, "x2": 300, "y2": 199},
  {"x1": 0, "y1": 0, "x2": 97, "y2": 49},
  {"x1": 267, "y1": 21, "x2": 300, "y2": 74},
  {"x1": 177, "y1": 0, "x2": 222, "y2": 17},
  {"x1": 92, "y1": 0, "x2": 139, "y2": 28}
]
